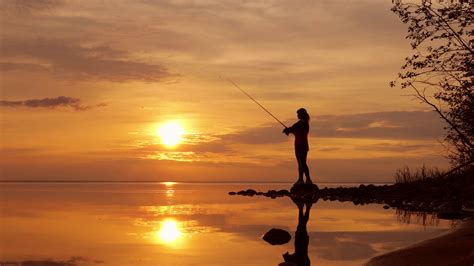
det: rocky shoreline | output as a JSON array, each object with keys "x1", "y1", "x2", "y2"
[{"x1": 229, "y1": 175, "x2": 474, "y2": 220}]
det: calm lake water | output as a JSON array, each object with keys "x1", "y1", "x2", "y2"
[{"x1": 0, "y1": 182, "x2": 453, "y2": 266}]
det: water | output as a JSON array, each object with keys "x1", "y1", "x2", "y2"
[{"x1": 0, "y1": 183, "x2": 452, "y2": 265}]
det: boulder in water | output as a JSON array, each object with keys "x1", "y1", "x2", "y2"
[{"x1": 262, "y1": 228, "x2": 291, "y2": 245}]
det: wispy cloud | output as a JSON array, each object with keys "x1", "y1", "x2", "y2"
[
  {"x1": 314, "y1": 111, "x2": 445, "y2": 139},
  {"x1": 0, "y1": 0, "x2": 62, "y2": 14},
  {"x1": 0, "y1": 38, "x2": 176, "y2": 82},
  {"x1": 214, "y1": 111, "x2": 445, "y2": 146},
  {"x1": 0, "y1": 96, "x2": 106, "y2": 111},
  {"x1": 0, "y1": 256, "x2": 104, "y2": 266}
]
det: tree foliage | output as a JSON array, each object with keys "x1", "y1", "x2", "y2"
[{"x1": 391, "y1": 0, "x2": 473, "y2": 168}]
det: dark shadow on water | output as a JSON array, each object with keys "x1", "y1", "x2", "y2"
[{"x1": 396, "y1": 209, "x2": 439, "y2": 227}]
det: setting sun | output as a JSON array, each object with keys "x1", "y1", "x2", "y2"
[{"x1": 157, "y1": 121, "x2": 185, "y2": 147}]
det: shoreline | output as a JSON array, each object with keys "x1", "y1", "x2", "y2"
[{"x1": 366, "y1": 215, "x2": 474, "y2": 266}]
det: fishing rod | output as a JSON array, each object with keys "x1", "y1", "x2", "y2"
[{"x1": 221, "y1": 76, "x2": 287, "y2": 128}]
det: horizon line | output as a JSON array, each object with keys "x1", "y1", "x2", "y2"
[{"x1": 0, "y1": 179, "x2": 393, "y2": 184}]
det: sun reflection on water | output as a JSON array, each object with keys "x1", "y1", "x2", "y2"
[{"x1": 157, "y1": 219, "x2": 181, "y2": 244}]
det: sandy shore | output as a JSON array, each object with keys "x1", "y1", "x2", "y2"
[{"x1": 366, "y1": 216, "x2": 474, "y2": 266}]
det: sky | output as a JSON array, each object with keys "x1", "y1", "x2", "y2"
[{"x1": 0, "y1": 0, "x2": 450, "y2": 182}]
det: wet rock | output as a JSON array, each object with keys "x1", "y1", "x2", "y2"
[{"x1": 262, "y1": 228, "x2": 291, "y2": 245}]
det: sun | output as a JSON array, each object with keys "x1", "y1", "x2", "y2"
[{"x1": 157, "y1": 121, "x2": 185, "y2": 147}]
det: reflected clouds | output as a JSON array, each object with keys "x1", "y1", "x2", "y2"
[{"x1": 1, "y1": 183, "x2": 452, "y2": 265}]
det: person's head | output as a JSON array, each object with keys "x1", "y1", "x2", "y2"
[{"x1": 297, "y1": 108, "x2": 310, "y2": 121}]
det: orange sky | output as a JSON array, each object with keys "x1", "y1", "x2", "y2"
[{"x1": 0, "y1": 0, "x2": 449, "y2": 182}]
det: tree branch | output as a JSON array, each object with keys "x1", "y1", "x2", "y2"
[
  {"x1": 410, "y1": 84, "x2": 474, "y2": 149},
  {"x1": 427, "y1": 6, "x2": 473, "y2": 54}
]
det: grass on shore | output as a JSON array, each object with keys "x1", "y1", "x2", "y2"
[{"x1": 394, "y1": 165, "x2": 444, "y2": 184}]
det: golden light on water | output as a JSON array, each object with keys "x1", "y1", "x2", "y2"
[
  {"x1": 162, "y1": 181, "x2": 177, "y2": 187},
  {"x1": 157, "y1": 121, "x2": 185, "y2": 147},
  {"x1": 157, "y1": 219, "x2": 181, "y2": 244}
]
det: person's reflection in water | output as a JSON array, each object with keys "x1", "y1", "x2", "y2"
[{"x1": 281, "y1": 198, "x2": 313, "y2": 266}]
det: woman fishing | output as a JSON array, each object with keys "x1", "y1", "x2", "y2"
[{"x1": 283, "y1": 108, "x2": 312, "y2": 185}]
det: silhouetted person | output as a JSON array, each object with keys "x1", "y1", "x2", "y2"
[
  {"x1": 282, "y1": 199, "x2": 312, "y2": 266},
  {"x1": 283, "y1": 108, "x2": 312, "y2": 185}
]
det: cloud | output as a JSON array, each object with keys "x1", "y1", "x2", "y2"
[
  {"x1": 223, "y1": 111, "x2": 445, "y2": 145},
  {"x1": 117, "y1": 111, "x2": 445, "y2": 167},
  {"x1": 314, "y1": 111, "x2": 445, "y2": 139},
  {"x1": 0, "y1": 0, "x2": 62, "y2": 14},
  {"x1": 221, "y1": 124, "x2": 287, "y2": 144},
  {"x1": 354, "y1": 142, "x2": 430, "y2": 152},
  {"x1": 0, "y1": 96, "x2": 106, "y2": 111},
  {"x1": 1, "y1": 256, "x2": 104, "y2": 266},
  {"x1": 0, "y1": 62, "x2": 49, "y2": 72},
  {"x1": 0, "y1": 38, "x2": 175, "y2": 82}
]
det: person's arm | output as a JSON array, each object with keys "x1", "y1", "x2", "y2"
[
  {"x1": 283, "y1": 126, "x2": 293, "y2": 135},
  {"x1": 283, "y1": 121, "x2": 300, "y2": 135}
]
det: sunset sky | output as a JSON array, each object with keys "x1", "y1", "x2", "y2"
[{"x1": 0, "y1": 0, "x2": 449, "y2": 182}]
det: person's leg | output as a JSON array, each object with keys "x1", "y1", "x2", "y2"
[
  {"x1": 301, "y1": 151, "x2": 312, "y2": 183},
  {"x1": 295, "y1": 149, "x2": 304, "y2": 183}
]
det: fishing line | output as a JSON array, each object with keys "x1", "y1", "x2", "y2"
[{"x1": 220, "y1": 76, "x2": 287, "y2": 128}]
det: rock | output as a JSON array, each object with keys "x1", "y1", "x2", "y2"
[
  {"x1": 437, "y1": 200, "x2": 468, "y2": 220},
  {"x1": 383, "y1": 205, "x2": 390, "y2": 209},
  {"x1": 278, "y1": 189, "x2": 290, "y2": 196},
  {"x1": 290, "y1": 183, "x2": 319, "y2": 195},
  {"x1": 439, "y1": 200, "x2": 462, "y2": 212},
  {"x1": 228, "y1": 192, "x2": 236, "y2": 195},
  {"x1": 438, "y1": 211, "x2": 470, "y2": 220},
  {"x1": 245, "y1": 189, "x2": 256, "y2": 196},
  {"x1": 262, "y1": 228, "x2": 291, "y2": 245}
]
